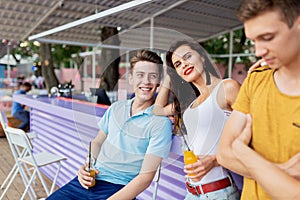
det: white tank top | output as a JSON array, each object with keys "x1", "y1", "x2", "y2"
[{"x1": 183, "y1": 81, "x2": 231, "y2": 183}]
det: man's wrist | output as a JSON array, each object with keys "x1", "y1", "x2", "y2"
[{"x1": 86, "y1": 156, "x2": 97, "y2": 166}]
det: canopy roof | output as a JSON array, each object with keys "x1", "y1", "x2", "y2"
[{"x1": 0, "y1": 0, "x2": 243, "y2": 50}]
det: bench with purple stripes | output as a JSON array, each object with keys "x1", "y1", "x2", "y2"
[{"x1": 137, "y1": 136, "x2": 186, "y2": 200}]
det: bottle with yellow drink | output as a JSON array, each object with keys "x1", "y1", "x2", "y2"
[
  {"x1": 183, "y1": 147, "x2": 199, "y2": 181},
  {"x1": 179, "y1": 124, "x2": 199, "y2": 182}
]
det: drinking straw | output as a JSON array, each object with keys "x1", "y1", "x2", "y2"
[
  {"x1": 88, "y1": 141, "x2": 91, "y2": 170},
  {"x1": 178, "y1": 123, "x2": 191, "y2": 151}
]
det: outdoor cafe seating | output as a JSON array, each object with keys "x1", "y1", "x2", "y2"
[{"x1": 0, "y1": 111, "x2": 66, "y2": 200}]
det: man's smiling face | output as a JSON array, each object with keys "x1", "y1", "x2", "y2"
[{"x1": 129, "y1": 61, "x2": 160, "y2": 103}]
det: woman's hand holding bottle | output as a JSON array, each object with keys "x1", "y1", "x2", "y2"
[{"x1": 184, "y1": 154, "x2": 218, "y2": 182}]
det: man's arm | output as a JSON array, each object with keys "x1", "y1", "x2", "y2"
[
  {"x1": 216, "y1": 110, "x2": 252, "y2": 177},
  {"x1": 108, "y1": 154, "x2": 162, "y2": 200},
  {"x1": 278, "y1": 152, "x2": 300, "y2": 180},
  {"x1": 78, "y1": 130, "x2": 107, "y2": 189},
  {"x1": 91, "y1": 129, "x2": 107, "y2": 160},
  {"x1": 232, "y1": 115, "x2": 300, "y2": 199}
]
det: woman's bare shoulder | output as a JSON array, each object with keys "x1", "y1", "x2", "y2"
[{"x1": 222, "y1": 78, "x2": 241, "y2": 92}]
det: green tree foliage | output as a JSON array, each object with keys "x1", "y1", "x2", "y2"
[
  {"x1": 201, "y1": 29, "x2": 255, "y2": 72},
  {"x1": 3, "y1": 28, "x2": 255, "y2": 89},
  {"x1": 51, "y1": 44, "x2": 83, "y2": 68},
  {"x1": 8, "y1": 41, "x2": 83, "y2": 69},
  {"x1": 11, "y1": 41, "x2": 40, "y2": 63},
  {"x1": 5, "y1": 40, "x2": 84, "y2": 91}
]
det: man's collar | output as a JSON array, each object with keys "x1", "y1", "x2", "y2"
[{"x1": 127, "y1": 98, "x2": 153, "y2": 116}]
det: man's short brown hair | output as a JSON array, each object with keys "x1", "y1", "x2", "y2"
[
  {"x1": 130, "y1": 49, "x2": 163, "y2": 81},
  {"x1": 237, "y1": 0, "x2": 300, "y2": 28}
]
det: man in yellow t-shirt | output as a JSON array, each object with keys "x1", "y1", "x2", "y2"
[{"x1": 217, "y1": 0, "x2": 300, "y2": 199}]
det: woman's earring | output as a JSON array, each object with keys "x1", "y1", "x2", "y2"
[{"x1": 205, "y1": 68, "x2": 211, "y2": 85}]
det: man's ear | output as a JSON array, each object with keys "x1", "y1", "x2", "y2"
[
  {"x1": 128, "y1": 73, "x2": 133, "y2": 85},
  {"x1": 296, "y1": 16, "x2": 300, "y2": 30}
]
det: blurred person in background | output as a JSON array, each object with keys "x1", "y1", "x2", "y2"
[{"x1": 11, "y1": 82, "x2": 32, "y2": 130}]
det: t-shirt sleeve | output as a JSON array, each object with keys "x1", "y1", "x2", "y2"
[
  {"x1": 97, "y1": 105, "x2": 112, "y2": 135},
  {"x1": 146, "y1": 117, "x2": 173, "y2": 159},
  {"x1": 232, "y1": 73, "x2": 251, "y2": 114}
]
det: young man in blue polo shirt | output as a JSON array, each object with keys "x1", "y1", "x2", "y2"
[{"x1": 47, "y1": 49, "x2": 173, "y2": 200}]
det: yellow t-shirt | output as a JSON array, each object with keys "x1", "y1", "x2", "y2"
[{"x1": 233, "y1": 66, "x2": 300, "y2": 200}]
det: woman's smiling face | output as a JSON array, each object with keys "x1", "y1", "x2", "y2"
[{"x1": 171, "y1": 45, "x2": 205, "y2": 83}]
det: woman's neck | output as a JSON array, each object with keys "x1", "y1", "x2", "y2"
[
  {"x1": 194, "y1": 75, "x2": 221, "y2": 94},
  {"x1": 192, "y1": 76, "x2": 221, "y2": 107}
]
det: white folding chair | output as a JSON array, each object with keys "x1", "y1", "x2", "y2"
[
  {"x1": 0, "y1": 111, "x2": 37, "y2": 200},
  {"x1": 3, "y1": 126, "x2": 66, "y2": 200}
]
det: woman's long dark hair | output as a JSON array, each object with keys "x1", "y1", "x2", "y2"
[{"x1": 166, "y1": 40, "x2": 220, "y2": 135}]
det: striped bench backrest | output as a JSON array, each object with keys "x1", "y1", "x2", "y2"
[{"x1": 137, "y1": 136, "x2": 186, "y2": 200}]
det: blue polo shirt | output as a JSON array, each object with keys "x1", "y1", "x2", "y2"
[
  {"x1": 95, "y1": 98, "x2": 172, "y2": 185},
  {"x1": 11, "y1": 90, "x2": 26, "y2": 116}
]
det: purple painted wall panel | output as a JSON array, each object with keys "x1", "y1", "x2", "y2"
[{"x1": 13, "y1": 95, "x2": 103, "y2": 187}]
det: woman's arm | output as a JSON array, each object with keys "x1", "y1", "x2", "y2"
[
  {"x1": 223, "y1": 79, "x2": 241, "y2": 110},
  {"x1": 217, "y1": 79, "x2": 252, "y2": 177},
  {"x1": 153, "y1": 75, "x2": 175, "y2": 116}
]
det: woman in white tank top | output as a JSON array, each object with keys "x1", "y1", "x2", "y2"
[{"x1": 153, "y1": 40, "x2": 241, "y2": 200}]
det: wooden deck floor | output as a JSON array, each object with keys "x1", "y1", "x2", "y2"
[{"x1": 0, "y1": 137, "x2": 57, "y2": 200}]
